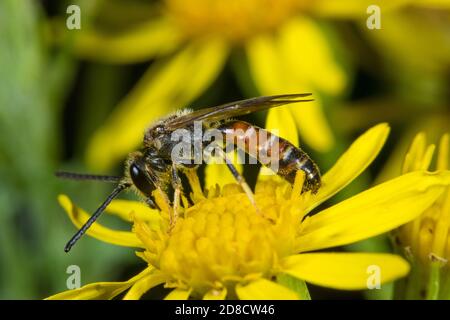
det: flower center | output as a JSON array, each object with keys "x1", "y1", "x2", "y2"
[
  {"x1": 134, "y1": 175, "x2": 309, "y2": 296},
  {"x1": 397, "y1": 134, "x2": 450, "y2": 267},
  {"x1": 164, "y1": 0, "x2": 306, "y2": 42},
  {"x1": 399, "y1": 189, "x2": 450, "y2": 266}
]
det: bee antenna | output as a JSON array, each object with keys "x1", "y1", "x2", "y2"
[
  {"x1": 55, "y1": 171, "x2": 122, "y2": 183},
  {"x1": 64, "y1": 183, "x2": 131, "y2": 253}
]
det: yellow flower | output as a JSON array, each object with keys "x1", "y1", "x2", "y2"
[
  {"x1": 47, "y1": 124, "x2": 450, "y2": 300},
  {"x1": 53, "y1": 0, "x2": 411, "y2": 170},
  {"x1": 393, "y1": 133, "x2": 450, "y2": 299}
]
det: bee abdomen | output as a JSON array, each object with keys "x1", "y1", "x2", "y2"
[{"x1": 218, "y1": 120, "x2": 321, "y2": 193}]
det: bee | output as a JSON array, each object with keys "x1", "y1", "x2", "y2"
[{"x1": 57, "y1": 94, "x2": 321, "y2": 252}]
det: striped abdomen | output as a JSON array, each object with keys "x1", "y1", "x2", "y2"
[{"x1": 217, "y1": 120, "x2": 321, "y2": 193}]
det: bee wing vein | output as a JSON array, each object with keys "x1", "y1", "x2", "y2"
[{"x1": 164, "y1": 93, "x2": 313, "y2": 130}]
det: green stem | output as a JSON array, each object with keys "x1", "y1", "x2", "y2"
[
  {"x1": 404, "y1": 263, "x2": 423, "y2": 300},
  {"x1": 439, "y1": 269, "x2": 450, "y2": 299},
  {"x1": 426, "y1": 263, "x2": 441, "y2": 300},
  {"x1": 393, "y1": 277, "x2": 407, "y2": 300}
]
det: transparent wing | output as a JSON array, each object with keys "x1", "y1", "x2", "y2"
[{"x1": 164, "y1": 93, "x2": 313, "y2": 130}]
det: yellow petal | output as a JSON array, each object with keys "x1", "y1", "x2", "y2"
[
  {"x1": 437, "y1": 134, "x2": 449, "y2": 171},
  {"x1": 46, "y1": 267, "x2": 153, "y2": 300},
  {"x1": 246, "y1": 34, "x2": 286, "y2": 94},
  {"x1": 375, "y1": 117, "x2": 448, "y2": 184},
  {"x1": 309, "y1": 123, "x2": 390, "y2": 211},
  {"x1": 402, "y1": 132, "x2": 426, "y2": 173},
  {"x1": 282, "y1": 253, "x2": 410, "y2": 290},
  {"x1": 246, "y1": 33, "x2": 334, "y2": 152},
  {"x1": 236, "y1": 279, "x2": 300, "y2": 300},
  {"x1": 86, "y1": 38, "x2": 229, "y2": 171},
  {"x1": 278, "y1": 17, "x2": 346, "y2": 95},
  {"x1": 58, "y1": 195, "x2": 143, "y2": 248},
  {"x1": 289, "y1": 96, "x2": 334, "y2": 152},
  {"x1": 71, "y1": 17, "x2": 182, "y2": 64},
  {"x1": 203, "y1": 288, "x2": 227, "y2": 300},
  {"x1": 123, "y1": 272, "x2": 167, "y2": 300},
  {"x1": 431, "y1": 189, "x2": 450, "y2": 258},
  {"x1": 309, "y1": 0, "x2": 409, "y2": 18},
  {"x1": 164, "y1": 288, "x2": 192, "y2": 300},
  {"x1": 276, "y1": 17, "x2": 344, "y2": 151},
  {"x1": 297, "y1": 171, "x2": 450, "y2": 252},
  {"x1": 107, "y1": 199, "x2": 161, "y2": 226}
]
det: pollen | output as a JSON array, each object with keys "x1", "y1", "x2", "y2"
[
  {"x1": 133, "y1": 172, "x2": 309, "y2": 296},
  {"x1": 164, "y1": 0, "x2": 306, "y2": 42}
]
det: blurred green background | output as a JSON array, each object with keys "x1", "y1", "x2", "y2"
[{"x1": 0, "y1": 0, "x2": 448, "y2": 299}]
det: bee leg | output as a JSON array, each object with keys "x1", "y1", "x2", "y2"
[
  {"x1": 145, "y1": 197, "x2": 157, "y2": 209},
  {"x1": 215, "y1": 148, "x2": 262, "y2": 216},
  {"x1": 170, "y1": 165, "x2": 183, "y2": 230}
]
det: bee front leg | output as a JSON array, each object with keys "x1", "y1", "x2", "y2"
[{"x1": 145, "y1": 197, "x2": 157, "y2": 209}]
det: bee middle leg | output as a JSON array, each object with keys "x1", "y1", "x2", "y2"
[{"x1": 170, "y1": 164, "x2": 183, "y2": 229}]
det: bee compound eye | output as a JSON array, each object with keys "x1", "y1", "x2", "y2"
[
  {"x1": 129, "y1": 163, "x2": 154, "y2": 197},
  {"x1": 130, "y1": 163, "x2": 140, "y2": 178}
]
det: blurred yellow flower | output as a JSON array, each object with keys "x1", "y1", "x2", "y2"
[
  {"x1": 47, "y1": 124, "x2": 450, "y2": 300},
  {"x1": 56, "y1": 0, "x2": 412, "y2": 171},
  {"x1": 393, "y1": 133, "x2": 450, "y2": 299}
]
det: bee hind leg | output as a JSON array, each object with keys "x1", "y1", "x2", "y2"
[{"x1": 215, "y1": 148, "x2": 263, "y2": 216}]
